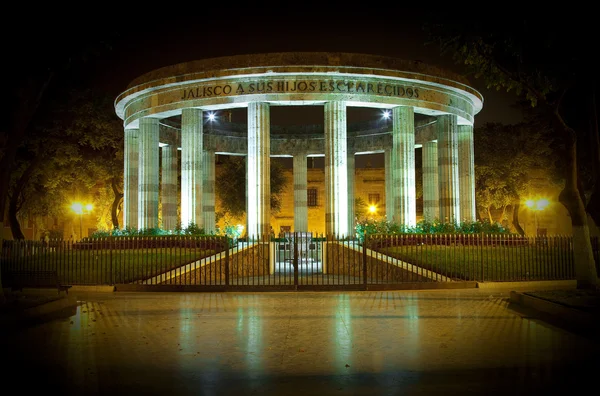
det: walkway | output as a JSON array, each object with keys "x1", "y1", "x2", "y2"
[{"x1": 1, "y1": 287, "x2": 598, "y2": 395}]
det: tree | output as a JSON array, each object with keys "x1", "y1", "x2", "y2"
[
  {"x1": 425, "y1": 19, "x2": 600, "y2": 288},
  {"x1": 474, "y1": 122, "x2": 558, "y2": 235},
  {"x1": 4, "y1": 89, "x2": 124, "y2": 239},
  {"x1": 216, "y1": 156, "x2": 288, "y2": 217},
  {"x1": 0, "y1": 19, "x2": 118, "y2": 302}
]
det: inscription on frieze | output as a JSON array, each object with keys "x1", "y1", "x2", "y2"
[{"x1": 181, "y1": 79, "x2": 420, "y2": 100}]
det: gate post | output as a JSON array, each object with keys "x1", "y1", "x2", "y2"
[
  {"x1": 293, "y1": 232, "x2": 299, "y2": 288},
  {"x1": 109, "y1": 236, "x2": 113, "y2": 285},
  {"x1": 363, "y1": 232, "x2": 368, "y2": 289},
  {"x1": 224, "y1": 236, "x2": 230, "y2": 287}
]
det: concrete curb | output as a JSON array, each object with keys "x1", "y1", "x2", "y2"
[
  {"x1": 20, "y1": 295, "x2": 78, "y2": 319},
  {"x1": 509, "y1": 290, "x2": 600, "y2": 333},
  {"x1": 70, "y1": 285, "x2": 115, "y2": 293},
  {"x1": 477, "y1": 280, "x2": 577, "y2": 290},
  {"x1": 0, "y1": 294, "x2": 79, "y2": 328}
]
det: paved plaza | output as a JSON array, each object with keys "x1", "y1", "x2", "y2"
[{"x1": 1, "y1": 288, "x2": 598, "y2": 395}]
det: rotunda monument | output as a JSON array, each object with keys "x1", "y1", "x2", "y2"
[{"x1": 114, "y1": 52, "x2": 483, "y2": 237}]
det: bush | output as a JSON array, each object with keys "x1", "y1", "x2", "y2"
[{"x1": 355, "y1": 218, "x2": 511, "y2": 243}]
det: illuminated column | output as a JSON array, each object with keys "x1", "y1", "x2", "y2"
[
  {"x1": 293, "y1": 153, "x2": 308, "y2": 232},
  {"x1": 181, "y1": 108, "x2": 203, "y2": 229},
  {"x1": 422, "y1": 141, "x2": 439, "y2": 221},
  {"x1": 161, "y1": 144, "x2": 178, "y2": 230},
  {"x1": 203, "y1": 150, "x2": 216, "y2": 234},
  {"x1": 324, "y1": 101, "x2": 348, "y2": 236},
  {"x1": 458, "y1": 125, "x2": 476, "y2": 222},
  {"x1": 347, "y1": 151, "x2": 355, "y2": 234},
  {"x1": 138, "y1": 118, "x2": 160, "y2": 229},
  {"x1": 391, "y1": 106, "x2": 416, "y2": 227},
  {"x1": 437, "y1": 114, "x2": 461, "y2": 223},
  {"x1": 247, "y1": 102, "x2": 270, "y2": 238},
  {"x1": 123, "y1": 128, "x2": 139, "y2": 229},
  {"x1": 385, "y1": 148, "x2": 392, "y2": 221}
]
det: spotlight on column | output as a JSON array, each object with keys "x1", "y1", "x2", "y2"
[
  {"x1": 207, "y1": 112, "x2": 216, "y2": 122},
  {"x1": 382, "y1": 110, "x2": 391, "y2": 119}
]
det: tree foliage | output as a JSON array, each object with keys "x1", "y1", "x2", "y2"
[
  {"x1": 424, "y1": 18, "x2": 599, "y2": 288},
  {"x1": 474, "y1": 122, "x2": 559, "y2": 233}
]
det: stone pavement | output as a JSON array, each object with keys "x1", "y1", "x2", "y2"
[{"x1": 1, "y1": 287, "x2": 598, "y2": 395}]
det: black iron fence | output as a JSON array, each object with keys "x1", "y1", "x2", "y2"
[{"x1": 0, "y1": 234, "x2": 597, "y2": 290}]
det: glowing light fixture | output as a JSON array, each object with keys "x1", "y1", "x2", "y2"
[
  {"x1": 382, "y1": 110, "x2": 391, "y2": 119},
  {"x1": 70, "y1": 201, "x2": 93, "y2": 240},
  {"x1": 525, "y1": 198, "x2": 549, "y2": 211},
  {"x1": 524, "y1": 198, "x2": 550, "y2": 236},
  {"x1": 207, "y1": 112, "x2": 216, "y2": 122},
  {"x1": 369, "y1": 205, "x2": 377, "y2": 214}
]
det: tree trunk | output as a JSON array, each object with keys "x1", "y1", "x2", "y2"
[
  {"x1": 486, "y1": 206, "x2": 493, "y2": 223},
  {"x1": 111, "y1": 177, "x2": 123, "y2": 229},
  {"x1": 512, "y1": 202, "x2": 525, "y2": 236},
  {"x1": 498, "y1": 205, "x2": 507, "y2": 224},
  {"x1": 8, "y1": 195, "x2": 25, "y2": 240},
  {"x1": 558, "y1": 129, "x2": 599, "y2": 289},
  {"x1": 586, "y1": 85, "x2": 600, "y2": 228},
  {"x1": 0, "y1": 220, "x2": 4, "y2": 304}
]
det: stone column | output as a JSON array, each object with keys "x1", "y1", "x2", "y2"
[
  {"x1": 247, "y1": 102, "x2": 270, "y2": 238},
  {"x1": 458, "y1": 125, "x2": 476, "y2": 222},
  {"x1": 181, "y1": 108, "x2": 203, "y2": 229},
  {"x1": 422, "y1": 141, "x2": 439, "y2": 221},
  {"x1": 293, "y1": 153, "x2": 308, "y2": 232},
  {"x1": 391, "y1": 106, "x2": 416, "y2": 227},
  {"x1": 161, "y1": 144, "x2": 178, "y2": 231},
  {"x1": 324, "y1": 101, "x2": 348, "y2": 237},
  {"x1": 203, "y1": 150, "x2": 216, "y2": 234},
  {"x1": 437, "y1": 114, "x2": 461, "y2": 223},
  {"x1": 347, "y1": 151, "x2": 355, "y2": 234},
  {"x1": 123, "y1": 128, "x2": 139, "y2": 229},
  {"x1": 384, "y1": 148, "x2": 392, "y2": 222},
  {"x1": 138, "y1": 118, "x2": 160, "y2": 229}
]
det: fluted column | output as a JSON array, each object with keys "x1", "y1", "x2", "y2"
[
  {"x1": 347, "y1": 152, "x2": 355, "y2": 234},
  {"x1": 422, "y1": 141, "x2": 439, "y2": 221},
  {"x1": 458, "y1": 125, "x2": 476, "y2": 222},
  {"x1": 384, "y1": 148, "x2": 392, "y2": 221},
  {"x1": 181, "y1": 108, "x2": 203, "y2": 229},
  {"x1": 138, "y1": 118, "x2": 160, "y2": 229},
  {"x1": 324, "y1": 101, "x2": 348, "y2": 237},
  {"x1": 247, "y1": 102, "x2": 270, "y2": 238},
  {"x1": 391, "y1": 106, "x2": 416, "y2": 227},
  {"x1": 293, "y1": 153, "x2": 308, "y2": 232},
  {"x1": 123, "y1": 128, "x2": 139, "y2": 229},
  {"x1": 437, "y1": 114, "x2": 461, "y2": 223},
  {"x1": 161, "y1": 144, "x2": 178, "y2": 231},
  {"x1": 203, "y1": 150, "x2": 216, "y2": 234}
]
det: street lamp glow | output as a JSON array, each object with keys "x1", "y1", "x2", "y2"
[
  {"x1": 525, "y1": 198, "x2": 549, "y2": 211},
  {"x1": 70, "y1": 201, "x2": 93, "y2": 240},
  {"x1": 369, "y1": 205, "x2": 377, "y2": 214},
  {"x1": 536, "y1": 198, "x2": 549, "y2": 211},
  {"x1": 71, "y1": 202, "x2": 83, "y2": 215},
  {"x1": 524, "y1": 198, "x2": 550, "y2": 236}
]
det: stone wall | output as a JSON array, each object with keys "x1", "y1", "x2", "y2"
[
  {"x1": 165, "y1": 243, "x2": 270, "y2": 285},
  {"x1": 325, "y1": 242, "x2": 429, "y2": 283}
]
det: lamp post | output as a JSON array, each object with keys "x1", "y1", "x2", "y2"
[
  {"x1": 524, "y1": 198, "x2": 549, "y2": 236},
  {"x1": 71, "y1": 202, "x2": 93, "y2": 240}
]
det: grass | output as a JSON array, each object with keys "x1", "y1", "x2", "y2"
[
  {"x1": 380, "y1": 244, "x2": 575, "y2": 281},
  {"x1": 1, "y1": 248, "x2": 218, "y2": 284}
]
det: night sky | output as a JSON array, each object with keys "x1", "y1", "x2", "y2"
[{"x1": 6, "y1": 9, "x2": 532, "y2": 138}]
